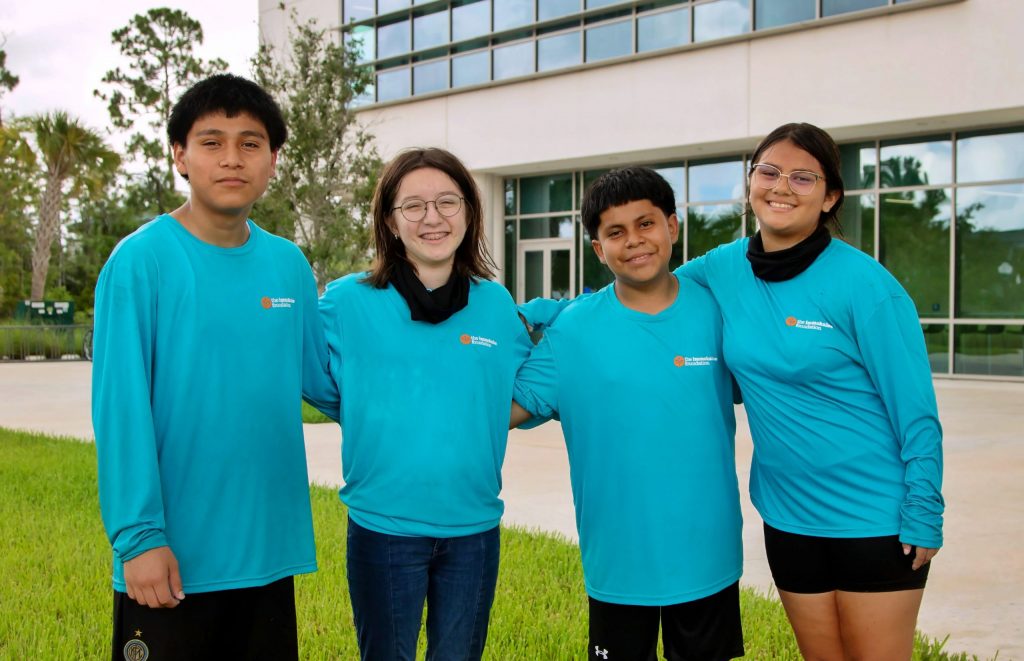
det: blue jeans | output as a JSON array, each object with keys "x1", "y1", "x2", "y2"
[{"x1": 346, "y1": 517, "x2": 500, "y2": 661}]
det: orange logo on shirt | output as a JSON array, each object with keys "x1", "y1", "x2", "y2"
[
  {"x1": 673, "y1": 356, "x2": 686, "y2": 367},
  {"x1": 785, "y1": 316, "x2": 798, "y2": 327},
  {"x1": 460, "y1": 334, "x2": 472, "y2": 345},
  {"x1": 261, "y1": 297, "x2": 273, "y2": 309}
]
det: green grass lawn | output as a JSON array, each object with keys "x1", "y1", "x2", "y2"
[
  {"x1": 302, "y1": 400, "x2": 334, "y2": 424},
  {"x1": 0, "y1": 428, "x2": 992, "y2": 659}
]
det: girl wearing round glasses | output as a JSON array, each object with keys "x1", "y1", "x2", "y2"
[
  {"x1": 678, "y1": 123, "x2": 943, "y2": 660},
  {"x1": 314, "y1": 148, "x2": 532, "y2": 660}
]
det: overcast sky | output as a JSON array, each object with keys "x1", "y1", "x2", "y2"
[{"x1": 1, "y1": 0, "x2": 259, "y2": 141}]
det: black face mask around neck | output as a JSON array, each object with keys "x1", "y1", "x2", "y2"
[
  {"x1": 746, "y1": 224, "x2": 832, "y2": 282},
  {"x1": 389, "y1": 259, "x2": 470, "y2": 323}
]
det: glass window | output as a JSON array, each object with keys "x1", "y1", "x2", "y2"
[
  {"x1": 654, "y1": 165, "x2": 686, "y2": 203},
  {"x1": 957, "y1": 129, "x2": 1024, "y2": 183},
  {"x1": 540, "y1": 0, "x2": 580, "y2": 21},
  {"x1": 840, "y1": 193, "x2": 875, "y2": 256},
  {"x1": 378, "y1": 0, "x2": 409, "y2": 14},
  {"x1": 525, "y1": 251, "x2": 544, "y2": 300},
  {"x1": 921, "y1": 323, "x2": 950, "y2": 374},
  {"x1": 755, "y1": 0, "x2": 815, "y2": 29},
  {"x1": 505, "y1": 180, "x2": 516, "y2": 215},
  {"x1": 687, "y1": 204, "x2": 744, "y2": 259},
  {"x1": 581, "y1": 169, "x2": 610, "y2": 204},
  {"x1": 520, "y1": 216, "x2": 575, "y2": 239},
  {"x1": 582, "y1": 229, "x2": 616, "y2": 292},
  {"x1": 504, "y1": 219, "x2": 517, "y2": 293},
  {"x1": 521, "y1": 173, "x2": 574, "y2": 213},
  {"x1": 879, "y1": 189, "x2": 951, "y2": 317},
  {"x1": 413, "y1": 59, "x2": 448, "y2": 94},
  {"x1": 879, "y1": 137, "x2": 952, "y2": 187},
  {"x1": 493, "y1": 41, "x2": 535, "y2": 79},
  {"x1": 377, "y1": 20, "x2": 411, "y2": 59},
  {"x1": 822, "y1": 0, "x2": 887, "y2": 17},
  {"x1": 839, "y1": 142, "x2": 876, "y2": 190},
  {"x1": 452, "y1": 50, "x2": 490, "y2": 87},
  {"x1": 955, "y1": 183, "x2": 1024, "y2": 318},
  {"x1": 638, "y1": 7, "x2": 690, "y2": 53},
  {"x1": 954, "y1": 324, "x2": 1024, "y2": 378},
  {"x1": 538, "y1": 31, "x2": 581, "y2": 71},
  {"x1": 586, "y1": 0, "x2": 625, "y2": 9},
  {"x1": 694, "y1": 0, "x2": 750, "y2": 43},
  {"x1": 688, "y1": 159, "x2": 745, "y2": 202},
  {"x1": 585, "y1": 20, "x2": 631, "y2": 62},
  {"x1": 345, "y1": 25, "x2": 376, "y2": 64},
  {"x1": 494, "y1": 0, "x2": 535, "y2": 31},
  {"x1": 453, "y1": 0, "x2": 492, "y2": 41},
  {"x1": 345, "y1": 0, "x2": 375, "y2": 23},
  {"x1": 376, "y1": 67, "x2": 411, "y2": 101},
  {"x1": 414, "y1": 9, "x2": 449, "y2": 50}
]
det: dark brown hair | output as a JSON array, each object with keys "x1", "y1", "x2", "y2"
[
  {"x1": 749, "y1": 122, "x2": 845, "y2": 234},
  {"x1": 363, "y1": 148, "x2": 496, "y2": 288}
]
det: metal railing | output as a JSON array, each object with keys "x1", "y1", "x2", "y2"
[{"x1": 0, "y1": 325, "x2": 93, "y2": 362}]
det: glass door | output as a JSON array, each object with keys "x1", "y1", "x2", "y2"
[{"x1": 517, "y1": 239, "x2": 575, "y2": 302}]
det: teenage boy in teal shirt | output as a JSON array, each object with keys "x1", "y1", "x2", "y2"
[
  {"x1": 512, "y1": 168, "x2": 745, "y2": 660},
  {"x1": 92, "y1": 74, "x2": 336, "y2": 660}
]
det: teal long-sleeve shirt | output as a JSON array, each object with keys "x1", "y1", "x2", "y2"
[
  {"x1": 317, "y1": 274, "x2": 533, "y2": 538},
  {"x1": 677, "y1": 238, "x2": 944, "y2": 548},
  {"x1": 92, "y1": 215, "x2": 338, "y2": 593}
]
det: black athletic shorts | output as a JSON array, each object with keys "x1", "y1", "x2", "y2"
[
  {"x1": 588, "y1": 581, "x2": 744, "y2": 661},
  {"x1": 763, "y1": 523, "x2": 931, "y2": 594},
  {"x1": 112, "y1": 576, "x2": 298, "y2": 661}
]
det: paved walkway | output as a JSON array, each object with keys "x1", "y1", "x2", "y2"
[{"x1": 1, "y1": 362, "x2": 1020, "y2": 659}]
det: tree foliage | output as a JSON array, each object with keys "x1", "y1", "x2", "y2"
[
  {"x1": 0, "y1": 122, "x2": 36, "y2": 313},
  {"x1": 0, "y1": 45, "x2": 20, "y2": 126},
  {"x1": 253, "y1": 17, "x2": 381, "y2": 287},
  {"x1": 94, "y1": 8, "x2": 226, "y2": 214}
]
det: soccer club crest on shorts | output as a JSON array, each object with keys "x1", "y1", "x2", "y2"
[{"x1": 123, "y1": 634, "x2": 149, "y2": 661}]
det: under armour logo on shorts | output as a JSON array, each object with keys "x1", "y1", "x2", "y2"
[{"x1": 594, "y1": 645, "x2": 609, "y2": 659}]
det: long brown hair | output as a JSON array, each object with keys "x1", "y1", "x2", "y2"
[{"x1": 363, "y1": 148, "x2": 497, "y2": 288}]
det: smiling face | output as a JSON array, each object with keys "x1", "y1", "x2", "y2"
[
  {"x1": 172, "y1": 111, "x2": 277, "y2": 223},
  {"x1": 390, "y1": 167, "x2": 468, "y2": 281},
  {"x1": 592, "y1": 199, "x2": 679, "y2": 291},
  {"x1": 749, "y1": 139, "x2": 840, "y2": 251}
]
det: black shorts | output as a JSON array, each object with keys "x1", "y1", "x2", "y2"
[
  {"x1": 588, "y1": 581, "x2": 744, "y2": 661},
  {"x1": 763, "y1": 523, "x2": 931, "y2": 594},
  {"x1": 112, "y1": 576, "x2": 298, "y2": 661}
]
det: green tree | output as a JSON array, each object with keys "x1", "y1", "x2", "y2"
[
  {"x1": 0, "y1": 44, "x2": 20, "y2": 126},
  {"x1": 94, "y1": 8, "x2": 226, "y2": 214},
  {"x1": 28, "y1": 112, "x2": 120, "y2": 301},
  {"x1": 253, "y1": 16, "x2": 381, "y2": 287},
  {"x1": 0, "y1": 122, "x2": 36, "y2": 314}
]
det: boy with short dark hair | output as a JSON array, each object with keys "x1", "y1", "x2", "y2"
[
  {"x1": 512, "y1": 167, "x2": 745, "y2": 660},
  {"x1": 92, "y1": 74, "x2": 336, "y2": 660}
]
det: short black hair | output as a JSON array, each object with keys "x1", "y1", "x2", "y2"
[
  {"x1": 167, "y1": 74, "x2": 288, "y2": 152},
  {"x1": 581, "y1": 167, "x2": 677, "y2": 238}
]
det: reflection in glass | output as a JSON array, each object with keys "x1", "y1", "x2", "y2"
[
  {"x1": 880, "y1": 137, "x2": 952, "y2": 187},
  {"x1": 921, "y1": 324, "x2": 949, "y2": 374},
  {"x1": 654, "y1": 165, "x2": 685, "y2": 203},
  {"x1": 954, "y1": 324, "x2": 1024, "y2": 378},
  {"x1": 586, "y1": 0, "x2": 626, "y2": 9},
  {"x1": 540, "y1": 0, "x2": 580, "y2": 21},
  {"x1": 521, "y1": 174, "x2": 574, "y2": 213},
  {"x1": 453, "y1": 0, "x2": 492, "y2": 41},
  {"x1": 957, "y1": 130, "x2": 1024, "y2": 183},
  {"x1": 638, "y1": 7, "x2": 690, "y2": 52},
  {"x1": 452, "y1": 50, "x2": 490, "y2": 87},
  {"x1": 345, "y1": 26, "x2": 376, "y2": 63},
  {"x1": 525, "y1": 251, "x2": 544, "y2": 300},
  {"x1": 694, "y1": 0, "x2": 750, "y2": 42},
  {"x1": 413, "y1": 59, "x2": 448, "y2": 94},
  {"x1": 378, "y1": 0, "x2": 409, "y2": 14},
  {"x1": 879, "y1": 189, "x2": 951, "y2": 317},
  {"x1": 493, "y1": 41, "x2": 535, "y2": 80},
  {"x1": 955, "y1": 184, "x2": 1024, "y2": 318},
  {"x1": 839, "y1": 142, "x2": 875, "y2": 190},
  {"x1": 822, "y1": 0, "x2": 886, "y2": 17},
  {"x1": 345, "y1": 0, "x2": 375, "y2": 23},
  {"x1": 839, "y1": 193, "x2": 875, "y2": 256},
  {"x1": 504, "y1": 219, "x2": 517, "y2": 294},
  {"x1": 551, "y1": 250, "x2": 572, "y2": 299},
  {"x1": 755, "y1": 0, "x2": 815, "y2": 29},
  {"x1": 520, "y1": 216, "x2": 575, "y2": 239},
  {"x1": 585, "y1": 20, "x2": 632, "y2": 62},
  {"x1": 688, "y1": 204, "x2": 744, "y2": 259},
  {"x1": 582, "y1": 229, "x2": 615, "y2": 293},
  {"x1": 414, "y1": 9, "x2": 449, "y2": 50},
  {"x1": 688, "y1": 159, "x2": 745, "y2": 202},
  {"x1": 494, "y1": 0, "x2": 535, "y2": 31},
  {"x1": 377, "y1": 20, "x2": 411, "y2": 59},
  {"x1": 538, "y1": 32, "x2": 581, "y2": 71},
  {"x1": 505, "y1": 180, "x2": 516, "y2": 216},
  {"x1": 376, "y1": 67, "x2": 411, "y2": 101}
]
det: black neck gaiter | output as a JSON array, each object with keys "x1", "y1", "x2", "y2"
[
  {"x1": 746, "y1": 224, "x2": 831, "y2": 282},
  {"x1": 389, "y1": 259, "x2": 470, "y2": 324}
]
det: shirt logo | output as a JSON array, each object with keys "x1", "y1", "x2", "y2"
[
  {"x1": 785, "y1": 315, "x2": 833, "y2": 331},
  {"x1": 460, "y1": 333, "x2": 497, "y2": 348},
  {"x1": 260, "y1": 296, "x2": 295, "y2": 310},
  {"x1": 674, "y1": 355, "x2": 718, "y2": 367}
]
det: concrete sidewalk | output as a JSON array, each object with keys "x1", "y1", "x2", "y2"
[{"x1": 1, "y1": 361, "x2": 1020, "y2": 659}]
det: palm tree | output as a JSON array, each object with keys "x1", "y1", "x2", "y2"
[{"x1": 29, "y1": 112, "x2": 120, "y2": 300}]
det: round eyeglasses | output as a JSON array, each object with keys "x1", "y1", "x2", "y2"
[
  {"x1": 750, "y1": 163, "x2": 824, "y2": 196},
  {"x1": 392, "y1": 194, "x2": 464, "y2": 222}
]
